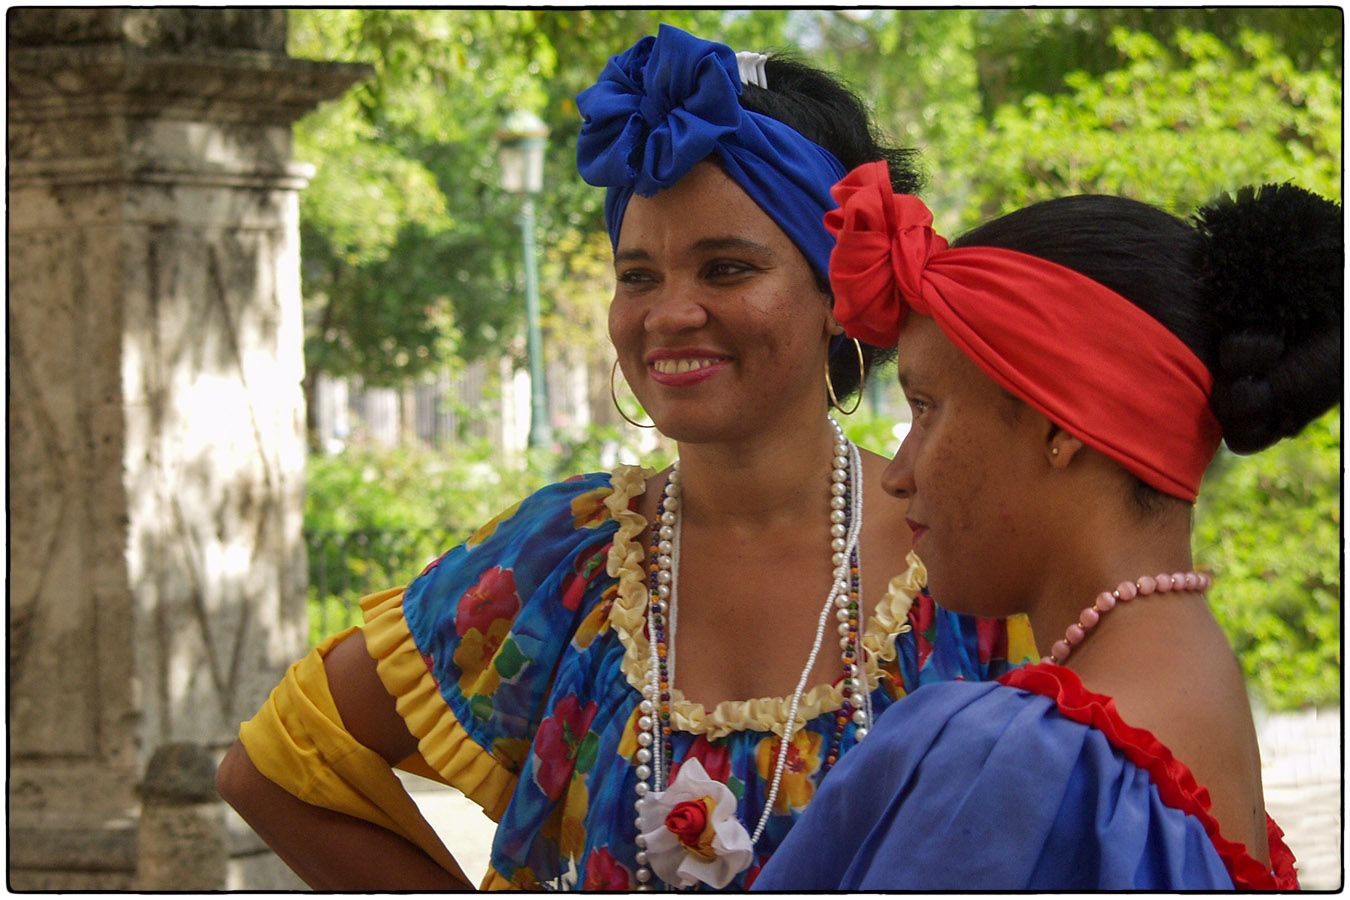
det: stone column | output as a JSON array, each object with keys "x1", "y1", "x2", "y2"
[{"x1": 7, "y1": 9, "x2": 369, "y2": 889}]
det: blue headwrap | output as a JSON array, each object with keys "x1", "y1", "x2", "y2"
[{"x1": 575, "y1": 24, "x2": 848, "y2": 282}]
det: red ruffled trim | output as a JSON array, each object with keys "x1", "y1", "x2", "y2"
[{"x1": 1000, "y1": 664, "x2": 1299, "y2": 890}]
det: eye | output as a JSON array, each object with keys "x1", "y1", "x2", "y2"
[
  {"x1": 615, "y1": 268, "x2": 657, "y2": 291},
  {"x1": 905, "y1": 395, "x2": 933, "y2": 418},
  {"x1": 702, "y1": 259, "x2": 756, "y2": 280}
]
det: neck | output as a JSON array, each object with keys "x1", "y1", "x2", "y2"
[
  {"x1": 673, "y1": 413, "x2": 841, "y2": 530},
  {"x1": 1023, "y1": 503, "x2": 1195, "y2": 658}
]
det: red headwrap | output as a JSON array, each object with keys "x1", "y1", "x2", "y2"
[{"x1": 826, "y1": 161, "x2": 1222, "y2": 502}]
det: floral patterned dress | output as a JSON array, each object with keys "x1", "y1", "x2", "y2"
[{"x1": 362, "y1": 466, "x2": 1037, "y2": 890}]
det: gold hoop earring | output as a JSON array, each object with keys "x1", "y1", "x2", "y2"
[
  {"x1": 825, "y1": 338, "x2": 865, "y2": 416},
  {"x1": 610, "y1": 359, "x2": 655, "y2": 429}
]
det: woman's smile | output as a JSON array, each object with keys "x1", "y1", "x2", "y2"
[{"x1": 647, "y1": 348, "x2": 732, "y2": 386}]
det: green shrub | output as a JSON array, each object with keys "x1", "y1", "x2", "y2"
[{"x1": 1195, "y1": 407, "x2": 1341, "y2": 710}]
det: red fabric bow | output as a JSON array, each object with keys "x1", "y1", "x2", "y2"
[{"x1": 825, "y1": 160, "x2": 947, "y2": 346}]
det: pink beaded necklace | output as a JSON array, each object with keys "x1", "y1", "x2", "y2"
[{"x1": 1045, "y1": 571, "x2": 1213, "y2": 665}]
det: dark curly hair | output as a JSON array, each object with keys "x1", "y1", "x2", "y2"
[
  {"x1": 740, "y1": 54, "x2": 924, "y2": 404},
  {"x1": 950, "y1": 185, "x2": 1342, "y2": 511}
]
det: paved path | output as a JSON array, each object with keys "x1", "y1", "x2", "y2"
[
  {"x1": 407, "y1": 707, "x2": 1342, "y2": 889},
  {"x1": 1254, "y1": 706, "x2": 1341, "y2": 890}
]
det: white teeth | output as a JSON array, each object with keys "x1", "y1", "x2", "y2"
[{"x1": 652, "y1": 358, "x2": 721, "y2": 375}]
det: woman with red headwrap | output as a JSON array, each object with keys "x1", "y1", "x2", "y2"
[{"x1": 754, "y1": 163, "x2": 1339, "y2": 889}]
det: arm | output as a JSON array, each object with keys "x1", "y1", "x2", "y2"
[{"x1": 216, "y1": 632, "x2": 475, "y2": 890}]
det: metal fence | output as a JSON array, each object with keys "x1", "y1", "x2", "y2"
[{"x1": 306, "y1": 528, "x2": 447, "y2": 643}]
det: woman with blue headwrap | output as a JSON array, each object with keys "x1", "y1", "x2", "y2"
[{"x1": 218, "y1": 25, "x2": 1034, "y2": 891}]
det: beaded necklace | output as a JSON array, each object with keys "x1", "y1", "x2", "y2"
[
  {"x1": 632, "y1": 417, "x2": 872, "y2": 889},
  {"x1": 1044, "y1": 571, "x2": 1213, "y2": 665}
]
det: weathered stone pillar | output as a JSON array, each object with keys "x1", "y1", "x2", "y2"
[{"x1": 7, "y1": 9, "x2": 369, "y2": 889}]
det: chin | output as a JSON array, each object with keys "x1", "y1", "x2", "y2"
[
  {"x1": 650, "y1": 408, "x2": 750, "y2": 445},
  {"x1": 655, "y1": 421, "x2": 738, "y2": 445}
]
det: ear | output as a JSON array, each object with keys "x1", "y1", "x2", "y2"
[{"x1": 1046, "y1": 425, "x2": 1086, "y2": 468}]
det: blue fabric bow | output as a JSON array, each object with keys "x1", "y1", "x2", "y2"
[{"x1": 576, "y1": 24, "x2": 847, "y2": 283}]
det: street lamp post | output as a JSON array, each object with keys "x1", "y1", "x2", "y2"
[{"x1": 497, "y1": 109, "x2": 552, "y2": 449}]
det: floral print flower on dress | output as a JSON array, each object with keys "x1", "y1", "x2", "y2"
[
  {"x1": 561, "y1": 542, "x2": 610, "y2": 613},
  {"x1": 669, "y1": 734, "x2": 731, "y2": 785},
  {"x1": 453, "y1": 620, "x2": 510, "y2": 697},
  {"x1": 754, "y1": 729, "x2": 823, "y2": 814},
  {"x1": 582, "y1": 846, "x2": 632, "y2": 890},
  {"x1": 455, "y1": 566, "x2": 521, "y2": 637},
  {"x1": 570, "y1": 485, "x2": 613, "y2": 530},
  {"x1": 532, "y1": 694, "x2": 600, "y2": 801}
]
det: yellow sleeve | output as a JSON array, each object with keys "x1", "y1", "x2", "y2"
[
  {"x1": 361, "y1": 587, "x2": 519, "y2": 822},
  {"x1": 237, "y1": 623, "x2": 462, "y2": 877}
]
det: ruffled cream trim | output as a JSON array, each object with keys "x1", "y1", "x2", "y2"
[
  {"x1": 603, "y1": 466, "x2": 922, "y2": 740},
  {"x1": 362, "y1": 587, "x2": 518, "y2": 824}
]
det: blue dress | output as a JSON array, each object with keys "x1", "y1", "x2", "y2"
[
  {"x1": 753, "y1": 663, "x2": 1298, "y2": 891},
  {"x1": 364, "y1": 467, "x2": 1038, "y2": 889}
]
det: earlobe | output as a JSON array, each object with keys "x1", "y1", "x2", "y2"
[{"x1": 1048, "y1": 433, "x2": 1085, "y2": 468}]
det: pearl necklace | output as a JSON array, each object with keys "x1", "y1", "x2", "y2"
[
  {"x1": 632, "y1": 417, "x2": 871, "y2": 888},
  {"x1": 1044, "y1": 570, "x2": 1213, "y2": 665}
]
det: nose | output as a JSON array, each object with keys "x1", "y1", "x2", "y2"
[
  {"x1": 881, "y1": 434, "x2": 916, "y2": 500},
  {"x1": 644, "y1": 280, "x2": 709, "y2": 335}
]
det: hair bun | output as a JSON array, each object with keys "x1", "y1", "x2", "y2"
[{"x1": 1194, "y1": 183, "x2": 1343, "y2": 454}]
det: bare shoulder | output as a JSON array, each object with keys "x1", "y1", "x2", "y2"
[{"x1": 1076, "y1": 601, "x2": 1268, "y2": 862}]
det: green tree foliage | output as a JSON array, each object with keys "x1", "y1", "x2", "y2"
[
  {"x1": 799, "y1": 10, "x2": 984, "y2": 218},
  {"x1": 1195, "y1": 410, "x2": 1341, "y2": 710},
  {"x1": 290, "y1": 10, "x2": 540, "y2": 390},
  {"x1": 960, "y1": 27, "x2": 1341, "y2": 226},
  {"x1": 970, "y1": 8, "x2": 1342, "y2": 113}
]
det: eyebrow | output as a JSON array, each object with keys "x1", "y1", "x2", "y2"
[
  {"x1": 614, "y1": 248, "x2": 651, "y2": 264},
  {"x1": 692, "y1": 236, "x2": 774, "y2": 256},
  {"x1": 614, "y1": 236, "x2": 775, "y2": 265},
  {"x1": 897, "y1": 367, "x2": 926, "y2": 392}
]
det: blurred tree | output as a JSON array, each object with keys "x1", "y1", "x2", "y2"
[
  {"x1": 958, "y1": 27, "x2": 1341, "y2": 228},
  {"x1": 1195, "y1": 409, "x2": 1341, "y2": 710},
  {"x1": 801, "y1": 10, "x2": 984, "y2": 219},
  {"x1": 971, "y1": 8, "x2": 1342, "y2": 113}
]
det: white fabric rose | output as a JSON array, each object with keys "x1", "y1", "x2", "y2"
[{"x1": 635, "y1": 757, "x2": 754, "y2": 889}]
